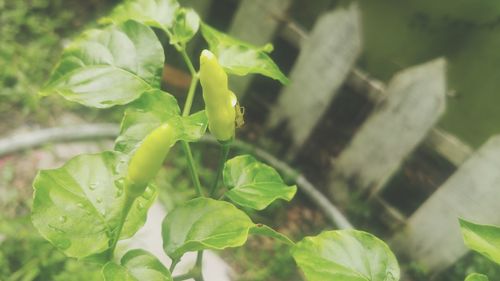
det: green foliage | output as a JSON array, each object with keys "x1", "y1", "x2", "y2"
[
  {"x1": 200, "y1": 23, "x2": 289, "y2": 84},
  {"x1": 439, "y1": 252, "x2": 500, "y2": 281},
  {"x1": 161, "y1": 197, "x2": 292, "y2": 261},
  {"x1": 169, "y1": 8, "x2": 200, "y2": 46},
  {"x1": 249, "y1": 224, "x2": 295, "y2": 246},
  {"x1": 31, "y1": 152, "x2": 157, "y2": 258},
  {"x1": 161, "y1": 197, "x2": 254, "y2": 260},
  {"x1": 0, "y1": 0, "x2": 110, "y2": 114},
  {"x1": 460, "y1": 219, "x2": 500, "y2": 265},
  {"x1": 0, "y1": 216, "x2": 103, "y2": 281},
  {"x1": 223, "y1": 155, "x2": 297, "y2": 210},
  {"x1": 101, "y1": 0, "x2": 180, "y2": 34},
  {"x1": 292, "y1": 230, "x2": 400, "y2": 281},
  {"x1": 41, "y1": 20, "x2": 165, "y2": 108},
  {"x1": 115, "y1": 89, "x2": 207, "y2": 154},
  {"x1": 223, "y1": 240, "x2": 301, "y2": 281},
  {"x1": 29, "y1": 0, "x2": 401, "y2": 280},
  {"x1": 103, "y1": 249, "x2": 173, "y2": 281},
  {"x1": 465, "y1": 273, "x2": 489, "y2": 281}
]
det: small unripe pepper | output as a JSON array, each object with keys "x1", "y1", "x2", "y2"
[
  {"x1": 125, "y1": 123, "x2": 176, "y2": 197},
  {"x1": 199, "y1": 49, "x2": 237, "y2": 142}
]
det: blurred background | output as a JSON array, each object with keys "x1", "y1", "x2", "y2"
[{"x1": 2, "y1": 0, "x2": 500, "y2": 280}]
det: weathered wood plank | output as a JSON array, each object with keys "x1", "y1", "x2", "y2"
[
  {"x1": 228, "y1": 0, "x2": 292, "y2": 97},
  {"x1": 277, "y1": 18, "x2": 474, "y2": 167},
  {"x1": 391, "y1": 135, "x2": 500, "y2": 273},
  {"x1": 267, "y1": 3, "x2": 362, "y2": 154},
  {"x1": 424, "y1": 128, "x2": 473, "y2": 166},
  {"x1": 328, "y1": 58, "x2": 447, "y2": 199}
]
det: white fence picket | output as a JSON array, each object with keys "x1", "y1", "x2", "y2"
[
  {"x1": 392, "y1": 135, "x2": 500, "y2": 273},
  {"x1": 328, "y1": 58, "x2": 447, "y2": 199},
  {"x1": 267, "y1": 3, "x2": 362, "y2": 154}
]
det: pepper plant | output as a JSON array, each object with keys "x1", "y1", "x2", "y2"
[
  {"x1": 31, "y1": 0, "x2": 401, "y2": 280},
  {"x1": 459, "y1": 218, "x2": 500, "y2": 281}
]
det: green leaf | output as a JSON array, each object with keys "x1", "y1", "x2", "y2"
[
  {"x1": 103, "y1": 249, "x2": 173, "y2": 281},
  {"x1": 465, "y1": 273, "x2": 489, "y2": 281},
  {"x1": 101, "y1": 0, "x2": 180, "y2": 33},
  {"x1": 42, "y1": 20, "x2": 164, "y2": 108},
  {"x1": 249, "y1": 224, "x2": 295, "y2": 246},
  {"x1": 31, "y1": 152, "x2": 157, "y2": 258},
  {"x1": 170, "y1": 110, "x2": 208, "y2": 142},
  {"x1": 115, "y1": 89, "x2": 207, "y2": 154},
  {"x1": 102, "y1": 263, "x2": 136, "y2": 281},
  {"x1": 121, "y1": 184, "x2": 158, "y2": 238},
  {"x1": 200, "y1": 23, "x2": 289, "y2": 84},
  {"x1": 169, "y1": 8, "x2": 200, "y2": 45},
  {"x1": 115, "y1": 89, "x2": 180, "y2": 153},
  {"x1": 121, "y1": 249, "x2": 172, "y2": 280},
  {"x1": 292, "y1": 230, "x2": 400, "y2": 281},
  {"x1": 223, "y1": 155, "x2": 297, "y2": 210},
  {"x1": 459, "y1": 218, "x2": 500, "y2": 265},
  {"x1": 161, "y1": 197, "x2": 254, "y2": 260}
]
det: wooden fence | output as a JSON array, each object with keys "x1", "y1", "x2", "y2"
[{"x1": 187, "y1": 0, "x2": 495, "y2": 277}]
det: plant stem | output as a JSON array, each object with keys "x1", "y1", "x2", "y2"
[
  {"x1": 181, "y1": 141, "x2": 204, "y2": 197},
  {"x1": 181, "y1": 48, "x2": 197, "y2": 76},
  {"x1": 178, "y1": 46, "x2": 206, "y2": 281},
  {"x1": 194, "y1": 250, "x2": 204, "y2": 281},
  {"x1": 182, "y1": 74, "x2": 199, "y2": 117},
  {"x1": 170, "y1": 259, "x2": 179, "y2": 273},
  {"x1": 109, "y1": 194, "x2": 135, "y2": 259},
  {"x1": 173, "y1": 272, "x2": 195, "y2": 281},
  {"x1": 209, "y1": 143, "x2": 231, "y2": 197},
  {"x1": 196, "y1": 250, "x2": 203, "y2": 268},
  {"x1": 177, "y1": 47, "x2": 204, "y2": 197},
  {"x1": 180, "y1": 47, "x2": 198, "y2": 117}
]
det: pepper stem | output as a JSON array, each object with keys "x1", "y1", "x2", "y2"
[
  {"x1": 108, "y1": 191, "x2": 136, "y2": 259},
  {"x1": 209, "y1": 143, "x2": 231, "y2": 197}
]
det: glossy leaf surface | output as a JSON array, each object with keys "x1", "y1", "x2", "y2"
[
  {"x1": 201, "y1": 24, "x2": 289, "y2": 84},
  {"x1": 460, "y1": 218, "x2": 500, "y2": 265},
  {"x1": 103, "y1": 249, "x2": 173, "y2": 281},
  {"x1": 32, "y1": 152, "x2": 157, "y2": 258},
  {"x1": 115, "y1": 89, "x2": 207, "y2": 154},
  {"x1": 102, "y1": 0, "x2": 180, "y2": 33},
  {"x1": 292, "y1": 230, "x2": 400, "y2": 281},
  {"x1": 42, "y1": 20, "x2": 164, "y2": 108},
  {"x1": 249, "y1": 224, "x2": 295, "y2": 246},
  {"x1": 223, "y1": 155, "x2": 297, "y2": 210},
  {"x1": 161, "y1": 198, "x2": 253, "y2": 260}
]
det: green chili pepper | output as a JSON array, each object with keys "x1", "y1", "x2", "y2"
[
  {"x1": 125, "y1": 123, "x2": 176, "y2": 197},
  {"x1": 199, "y1": 49, "x2": 238, "y2": 142}
]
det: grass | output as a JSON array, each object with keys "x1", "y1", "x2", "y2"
[{"x1": 0, "y1": 0, "x2": 116, "y2": 131}]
